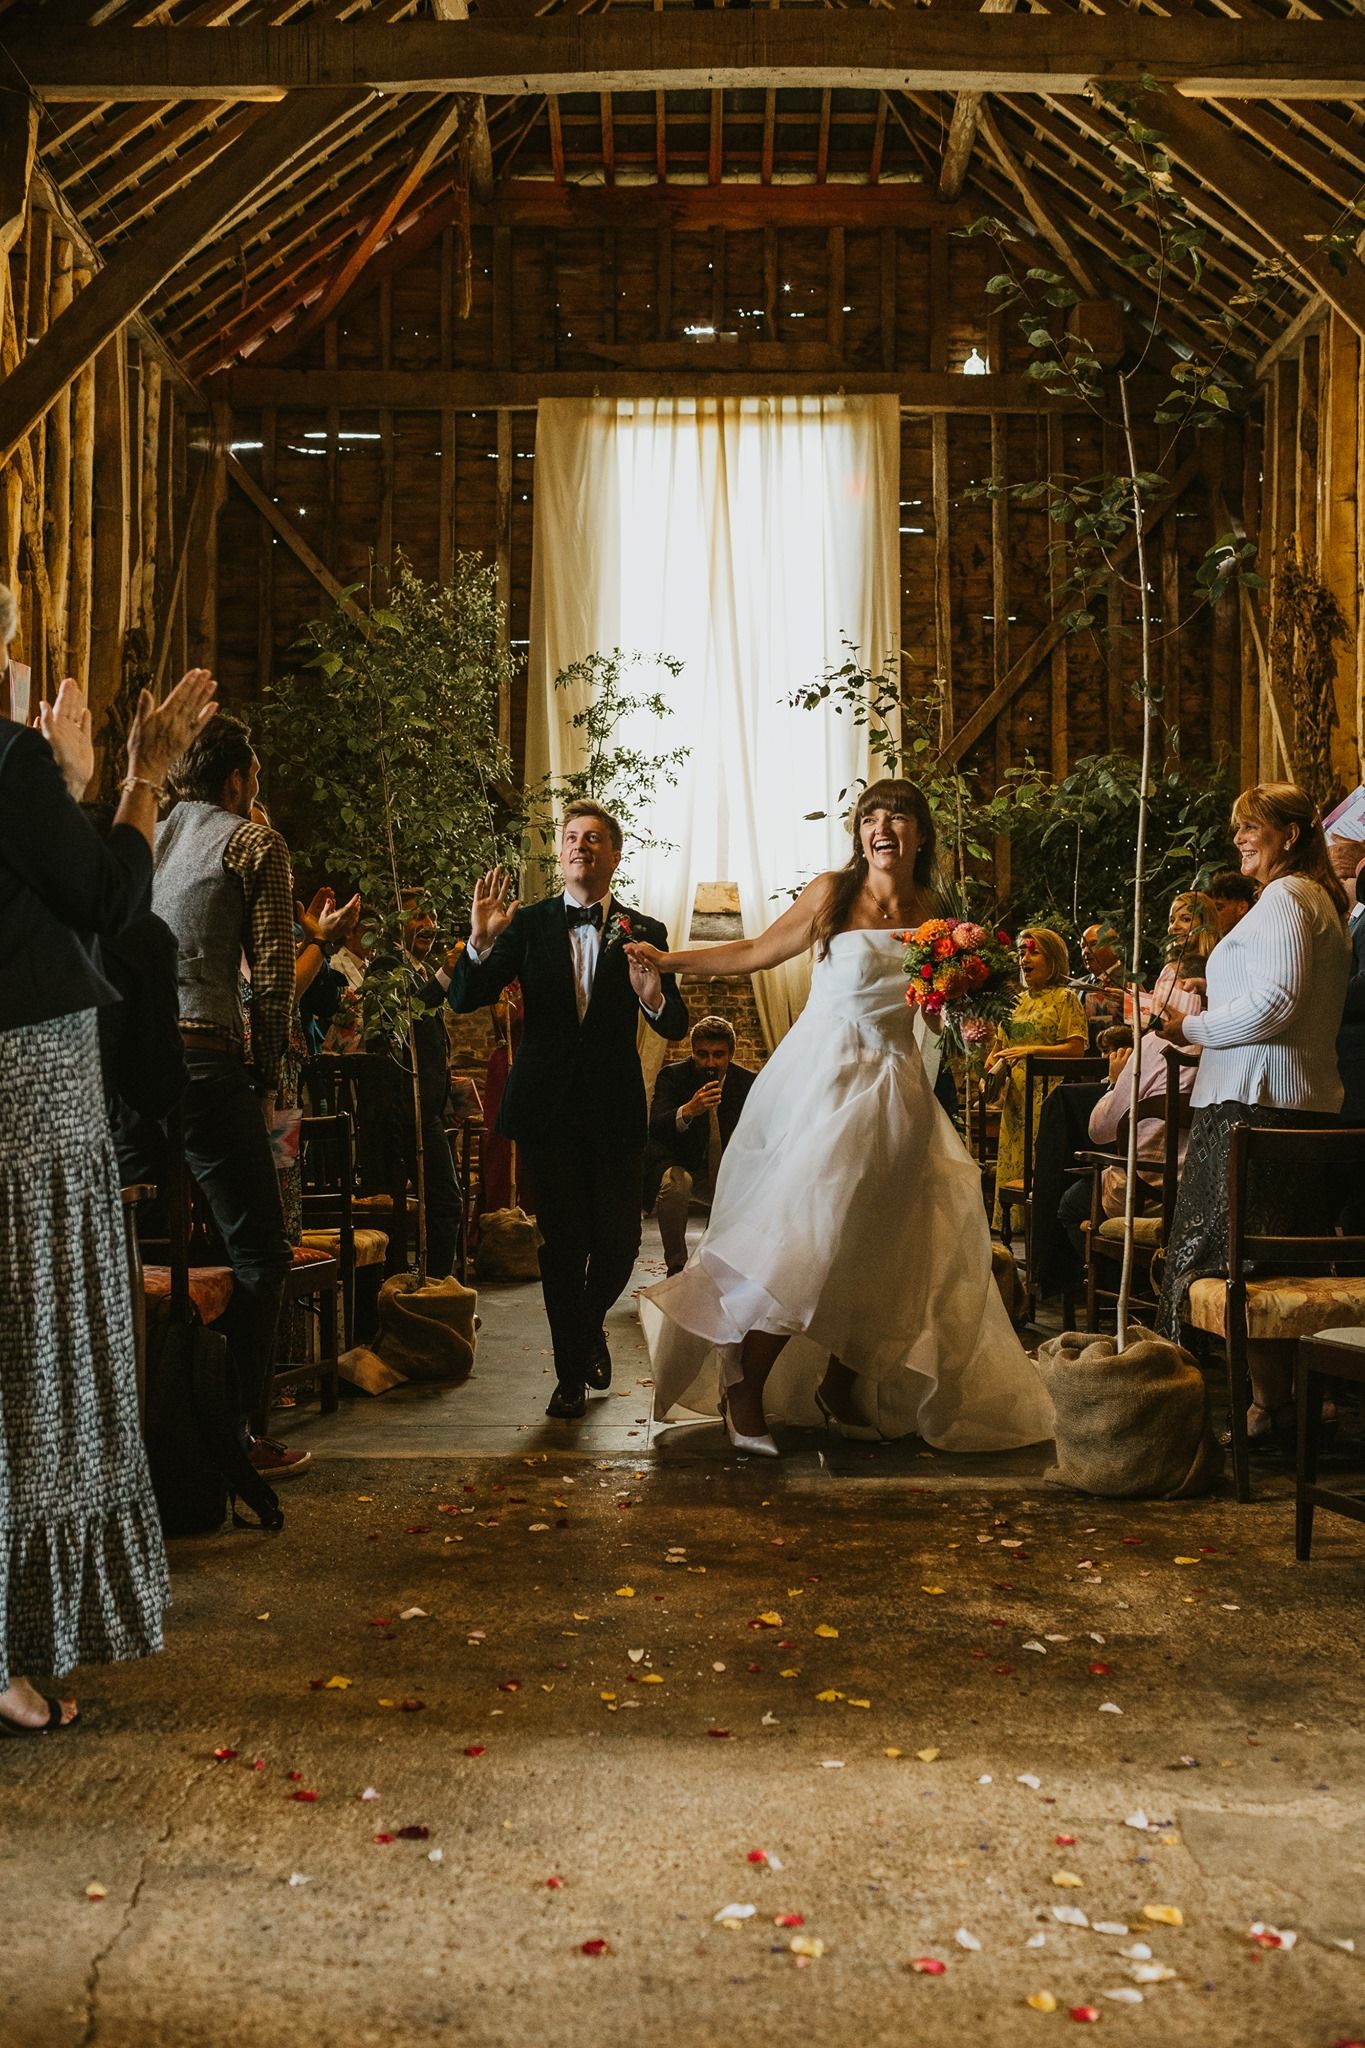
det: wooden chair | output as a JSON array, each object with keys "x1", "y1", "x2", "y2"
[
  {"x1": 995, "y1": 1052, "x2": 1106, "y2": 1315},
  {"x1": 1296, "y1": 1327, "x2": 1365, "y2": 1560},
  {"x1": 458, "y1": 1117, "x2": 485, "y2": 1285},
  {"x1": 1180, "y1": 1125, "x2": 1365, "y2": 1504},
  {"x1": 1082, "y1": 1045, "x2": 1198, "y2": 1331},
  {"x1": 297, "y1": 1110, "x2": 388, "y2": 1348}
]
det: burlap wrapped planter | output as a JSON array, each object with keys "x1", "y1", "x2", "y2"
[
  {"x1": 340, "y1": 1273, "x2": 478, "y2": 1394},
  {"x1": 474, "y1": 1206, "x2": 542, "y2": 1282},
  {"x1": 1035, "y1": 1330, "x2": 1224, "y2": 1499}
]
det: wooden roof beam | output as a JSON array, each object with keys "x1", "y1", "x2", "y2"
[
  {"x1": 0, "y1": 88, "x2": 367, "y2": 467},
  {"x1": 249, "y1": 95, "x2": 468, "y2": 365},
  {"x1": 976, "y1": 98, "x2": 1098, "y2": 296},
  {"x1": 16, "y1": 13, "x2": 1365, "y2": 103},
  {"x1": 937, "y1": 0, "x2": 1018, "y2": 201}
]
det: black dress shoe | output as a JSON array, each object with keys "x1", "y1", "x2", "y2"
[
  {"x1": 546, "y1": 1382, "x2": 588, "y2": 1420},
  {"x1": 585, "y1": 1331, "x2": 612, "y2": 1392}
]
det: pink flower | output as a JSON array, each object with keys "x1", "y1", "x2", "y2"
[{"x1": 952, "y1": 922, "x2": 986, "y2": 951}]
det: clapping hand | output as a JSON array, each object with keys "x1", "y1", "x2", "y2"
[
  {"x1": 127, "y1": 668, "x2": 218, "y2": 785},
  {"x1": 470, "y1": 867, "x2": 520, "y2": 954},
  {"x1": 38, "y1": 677, "x2": 95, "y2": 801},
  {"x1": 299, "y1": 886, "x2": 361, "y2": 948}
]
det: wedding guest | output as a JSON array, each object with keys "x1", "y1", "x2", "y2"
[
  {"x1": 986, "y1": 927, "x2": 1088, "y2": 1232},
  {"x1": 1155, "y1": 783, "x2": 1350, "y2": 1445},
  {"x1": 1209, "y1": 869, "x2": 1258, "y2": 938},
  {"x1": 1336, "y1": 852, "x2": 1365, "y2": 1230},
  {"x1": 1135, "y1": 889, "x2": 1217, "y2": 1023},
  {"x1": 645, "y1": 1016, "x2": 758, "y2": 1275},
  {"x1": 1055, "y1": 1024, "x2": 1198, "y2": 1268},
  {"x1": 147, "y1": 714, "x2": 305, "y2": 1480},
  {"x1": 0, "y1": 610, "x2": 216, "y2": 1734},
  {"x1": 1075, "y1": 921, "x2": 1126, "y2": 1032}
]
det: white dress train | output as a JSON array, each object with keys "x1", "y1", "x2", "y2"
[{"x1": 639, "y1": 929, "x2": 1054, "y2": 1450}]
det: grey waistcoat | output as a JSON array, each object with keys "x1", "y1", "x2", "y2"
[{"x1": 153, "y1": 801, "x2": 247, "y2": 1034}]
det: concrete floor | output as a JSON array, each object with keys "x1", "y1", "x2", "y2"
[{"x1": 7, "y1": 1225, "x2": 1365, "y2": 2048}]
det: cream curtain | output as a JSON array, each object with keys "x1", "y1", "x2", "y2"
[{"x1": 527, "y1": 394, "x2": 899, "y2": 1045}]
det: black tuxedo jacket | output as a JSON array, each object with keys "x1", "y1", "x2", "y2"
[
  {"x1": 644, "y1": 1055, "x2": 757, "y2": 1203},
  {"x1": 445, "y1": 895, "x2": 688, "y2": 1149}
]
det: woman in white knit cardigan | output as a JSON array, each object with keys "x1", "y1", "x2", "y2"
[{"x1": 1154, "y1": 782, "x2": 1351, "y2": 1442}]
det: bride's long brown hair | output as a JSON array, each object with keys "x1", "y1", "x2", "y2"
[{"x1": 810, "y1": 777, "x2": 938, "y2": 958}]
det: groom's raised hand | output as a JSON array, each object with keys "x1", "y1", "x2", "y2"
[
  {"x1": 624, "y1": 939, "x2": 665, "y2": 1013},
  {"x1": 470, "y1": 867, "x2": 520, "y2": 955}
]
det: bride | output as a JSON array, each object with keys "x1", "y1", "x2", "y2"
[{"x1": 624, "y1": 778, "x2": 1054, "y2": 1458}]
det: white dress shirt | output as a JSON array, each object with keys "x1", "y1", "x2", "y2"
[
  {"x1": 1182, "y1": 874, "x2": 1350, "y2": 1113},
  {"x1": 564, "y1": 890, "x2": 611, "y2": 1023}
]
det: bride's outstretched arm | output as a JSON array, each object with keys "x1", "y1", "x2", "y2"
[{"x1": 624, "y1": 875, "x2": 834, "y2": 978}]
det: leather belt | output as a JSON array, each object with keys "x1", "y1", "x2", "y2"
[{"x1": 178, "y1": 1023, "x2": 244, "y2": 1056}]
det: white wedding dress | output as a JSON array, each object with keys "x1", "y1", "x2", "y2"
[{"x1": 639, "y1": 929, "x2": 1054, "y2": 1449}]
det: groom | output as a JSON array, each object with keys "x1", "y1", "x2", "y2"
[{"x1": 444, "y1": 803, "x2": 688, "y2": 1417}]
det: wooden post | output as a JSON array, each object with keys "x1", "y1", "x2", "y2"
[
  {"x1": 68, "y1": 263, "x2": 95, "y2": 687},
  {"x1": 138, "y1": 353, "x2": 162, "y2": 642},
  {"x1": 495, "y1": 408, "x2": 512, "y2": 753},
  {"x1": 1241, "y1": 392, "x2": 1264, "y2": 787},
  {"x1": 492, "y1": 224, "x2": 512, "y2": 369},
  {"x1": 711, "y1": 226, "x2": 725, "y2": 336},
  {"x1": 990, "y1": 411, "x2": 1011, "y2": 895},
  {"x1": 763, "y1": 224, "x2": 778, "y2": 342},
  {"x1": 656, "y1": 225, "x2": 672, "y2": 343},
  {"x1": 257, "y1": 407, "x2": 276, "y2": 699},
  {"x1": 1, "y1": 255, "x2": 24, "y2": 604},
  {"x1": 928, "y1": 225, "x2": 949, "y2": 376},
  {"x1": 931, "y1": 412, "x2": 953, "y2": 741},
  {"x1": 379, "y1": 275, "x2": 394, "y2": 582},
  {"x1": 1046, "y1": 412, "x2": 1069, "y2": 780},
  {"x1": 89, "y1": 334, "x2": 129, "y2": 743},
  {"x1": 44, "y1": 233, "x2": 74, "y2": 680},
  {"x1": 603, "y1": 228, "x2": 616, "y2": 347},
  {"x1": 439, "y1": 407, "x2": 456, "y2": 586},
  {"x1": 186, "y1": 398, "x2": 227, "y2": 670}
]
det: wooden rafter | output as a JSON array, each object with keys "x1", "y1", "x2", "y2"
[
  {"x1": 0, "y1": 88, "x2": 367, "y2": 466},
  {"x1": 938, "y1": 0, "x2": 1018, "y2": 201},
  {"x1": 977, "y1": 99, "x2": 1098, "y2": 296}
]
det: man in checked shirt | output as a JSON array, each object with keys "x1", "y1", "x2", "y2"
[{"x1": 151, "y1": 714, "x2": 306, "y2": 1480}]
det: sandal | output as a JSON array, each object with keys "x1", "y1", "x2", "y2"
[
  {"x1": 1219, "y1": 1401, "x2": 1293, "y2": 1452},
  {"x1": 0, "y1": 1696, "x2": 77, "y2": 1737}
]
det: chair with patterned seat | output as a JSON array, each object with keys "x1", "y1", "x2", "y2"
[
  {"x1": 1180, "y1": 1124, "x2": 1365, "y2": 1503},
  {"x1": 296, "y1": 1110, "x2": 387, "y2": 1349},
  {"x1": 996, "y1": 1052, "x2": 1106, "y2": 1317}
]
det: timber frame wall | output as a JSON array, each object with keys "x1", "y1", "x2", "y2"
[
  {"x1": 208, "y1": 211, "x2": 1246, "y2": 832},
  {"x1": 1252, "y1": 302, "x2": 1365, "y2": 805}
]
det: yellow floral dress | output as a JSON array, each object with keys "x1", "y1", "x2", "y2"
[{"x1": 991, "y1": 983, "x2": 1089, "y2": 1231}]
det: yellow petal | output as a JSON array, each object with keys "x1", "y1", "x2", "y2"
[
  {"x1": 815, "y1": 1689, "x2": 845, "y2": 1703},
  {"x1": 640, "y1": 1674, "x2": 664, "y2": 1685},
  {"x1": 85, "y1": 1883, "x2": 109, "y2": 1902},
  {"x1": 779, "y1": 1669, "x2": 801, "y2": 1679},
  {"x1": 1026, "y1": 1991, "x2": 1058, "y2": 2013},
  {"x1": 790, "y1": 1935, "x2": 826, "y2": 1959},
  {"x1": 615, "y1": 1587, "x2": 636, "y2": 1598},
  {"x1": 323, "y1": 1675, "x2": 352, "y2": 1690},
  {"x1": 884, "y1": 1747, "x2": 904, "y2": 1759},
  {"x1": 599, "y1": 1691, "x2": 617, "y2": 1703},
  {"x1": 1142, "y1": 1903, "x2": 1184, "y2": 1926},
  {"x1": 1174, "y1": 1556, "x2": 1202, "y2": 1566},
  {"x1": 921, "y1": 1586, "x2": 946, "y2": 1596},
  {"x1": 1051, "y1": 1871, "x2": 1084, "y2": 1888},
  {"x1": 756, "y1": 1612, "x2": 784, "y2": 1627},
  {"x1": 814, "y1": 1624, "x2": 839, "y2": 1639},
  {"x1": 915, "y1": 1746, "x2": 941, "y2": 1763},
  {"x1": 848, "y1": 1699, "x2": 872, "y2": 1709}
]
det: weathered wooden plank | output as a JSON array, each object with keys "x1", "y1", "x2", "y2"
[
  {"x1": 215, "y1": 366, "x2": 1167, "y2": 412},
  {"x1": 17, "y1": 15, "x2": 1365, "y2": 101}
]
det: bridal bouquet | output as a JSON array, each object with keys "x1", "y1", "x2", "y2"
[{"x1": 900, "y1": 917, "x2": 1015, "y2": 1052}]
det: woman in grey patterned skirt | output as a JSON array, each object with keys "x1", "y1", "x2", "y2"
[{"x1": 0, "y1": 588, "x2": 218, "y2": 1733}]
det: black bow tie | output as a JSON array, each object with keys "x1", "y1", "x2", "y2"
[{"x1": 566, "y1": 901, "x2": 604, "y2": 931}]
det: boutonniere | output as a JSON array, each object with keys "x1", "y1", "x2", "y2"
[{"x1": 602, "y1": 910, "x2": 634, "y2": 952}]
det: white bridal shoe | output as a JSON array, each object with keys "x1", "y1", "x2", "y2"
[{"x1": 721, "y1": 1395, "x2": 780, "y2": 1459}]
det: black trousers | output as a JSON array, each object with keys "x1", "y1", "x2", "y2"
[
  {"x1": 521, "y1": 1129, "x2": 643, "y2": 1386},
  {"x1": 404, "y1": 1111, "x2": 462, "y2": 1280},
  {"x1": 119, "y1": 1053, "x2": 291, "y2": 1430}
]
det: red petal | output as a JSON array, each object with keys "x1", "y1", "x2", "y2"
[
  {"x1": 1068, "y1": 2008, "x2": 1101, "y2": 2024},
  {"x1": 463, "y1": 1745, "x2": 486, "y2": 1757},
  {"x1": 373, "y1": 1833, "x2": 395, "y2": 1844},
  {"x1": 289, "y1": 1789, "x2": 318, "y2": 1803},
  {"x1": 580, "y1": 1938, "x2": 610, "y2": 1957},
  {"x1": 546, "y1": 1876, "x2": 564, "y2": 1890},
  {"x1": 747, "y1": 1850, "x2": 769, "y2": 1865},
  {"x1": 707, "y1": 1728, "x2": 732, "y2": 1738},
  {"x1": 910, "y1": 1958, "x2": 947, "y2": 1975},
  {"x1": 1055, "y1": 1834, "x2": 1077, "y2": 1847},
  {"x1": 287, "y1": 1770, "x2": 303, "y2": 1782},
  {"x1": 405, "y1": 1525, "x2": 431, "y2": 1535},
  {"x1": 994, "y1": 1664, "x2": 1014, "y2": 1676},
  {"x1": 499, "y1": 1681, "x2": 522, "y2": 1693},
  {"x1": 397, "y1": 1825, "x2": 430, "y2": 1840},
  {"x1": 399, "y1": 1699, "x2": 426, "y2": 1713},
  {"x1": 1088, "y1": 1662, "x2": 1111, "y2": 1676},
  {"x1": 775, "y1": 1913, "x2": 804, "y2": 1927},
  {"x1": 212, "y1": 1747, "x2": 238, "y2": 1762}
]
